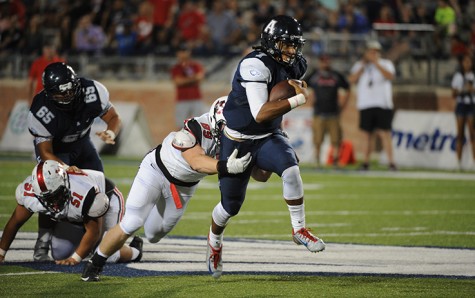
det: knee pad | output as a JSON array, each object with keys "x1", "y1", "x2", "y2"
[
  {"x1": 51, "y1": 237, "x2": 76, "y2": 260},
  {"x1": 51, "y1": 222, "x2": 85, "y2": 260},
  {"x1": 281, "y1": 165, "x2": 303, "y2": 200},
  {"x1": 212, "y1": 202, "x2": 232, "y2": 227}
]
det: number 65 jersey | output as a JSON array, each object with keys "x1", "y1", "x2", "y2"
[
  {"x1": 15, "y1": 170, "x2": 122, "y2": 227},
  {"x1": 27, "y1": 78, "x2": 112, "y2": 152}
]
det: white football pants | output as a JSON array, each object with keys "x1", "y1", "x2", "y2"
[{"x1": 119, "y1": 150, "x2": 198, "y2": 243}]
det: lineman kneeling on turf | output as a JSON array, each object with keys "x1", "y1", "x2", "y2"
[{"x1": 0, "y1": 160, "x2": 142, "y2": 265}]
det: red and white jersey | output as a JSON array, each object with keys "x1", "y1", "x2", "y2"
[
  {"x1": 159, "y1": 112, "x2": 218, "y2": 183},
  {"x1": 15, "y1": 170, "x2": 106, "y2": 223}
]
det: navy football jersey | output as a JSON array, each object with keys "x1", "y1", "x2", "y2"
[
  {"x1": 224, "y1": 50, "x2": 307, "y2": 135},
  {"x1": 28, "y1": 78, "x2": 112, "y2": 153}
]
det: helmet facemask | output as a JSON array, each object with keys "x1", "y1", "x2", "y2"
[
  {"x1": 272, "y1": 37, "x2": 305, "y2": 66},
  {"x1": 209, "y1": 97, "x2": 227, "y2": 146},
  {"x1": 45, "y1": 79, "x2": 82, "y2": 111},
  {"x1": 31, "y1": 161, "x2": 72, "y2": 214},
  {"x1": 37, "y1": 183, "x2": 71, "y2": 214},
  {"x1": 259, "y1": 15, "x2": 306, "y2": 67},
  {"x1": 42, "y1": 62, "x2": 82, "y2": 111}
]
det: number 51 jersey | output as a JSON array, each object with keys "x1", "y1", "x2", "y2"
[{"x1": 15, "y1": 169, "x2": 108, "y2": 223}]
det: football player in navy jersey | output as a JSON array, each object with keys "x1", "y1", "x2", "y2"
[
  {"x1": 206, "y1": 15, "x2": 326, "y2": 279},
  {"x1": 27, "y1": 62, "x2": 122, "y2": 262}
]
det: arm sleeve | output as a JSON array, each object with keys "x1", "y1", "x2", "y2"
[
  {"x1": 239, "y1": 58, "x2": 271, "y2": 83},
  {"x1": 240, "y1": 58, "x2": 271, "y2": 119},
  {"x1": 245, "y1": 82, "x2": 269, "y2": 120},
  {"x1": 93, "y1": 80, "x2": 112, "y2": 115},
  {"x1": 27, "y1": 111, "x2": 53, "y2": 139}
]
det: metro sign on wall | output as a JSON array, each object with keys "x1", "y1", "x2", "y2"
[{"x1": 391, "y1": 110, "x2": 474, "y2": 170}]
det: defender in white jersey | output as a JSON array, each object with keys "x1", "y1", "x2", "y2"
[
  {"x1": 0, "y1": 161, "x2": 142, "y2": 265},
  {"x1": 81, "y1": 97, "x2": 254, "y2": 281}
]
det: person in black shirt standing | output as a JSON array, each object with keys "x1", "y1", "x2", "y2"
[{"x1": 306, "y1": 54, "x2": 350, "y2": 167}]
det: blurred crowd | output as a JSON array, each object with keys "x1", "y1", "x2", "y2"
[{"x1": 1, "y1": 0, "x2": 475, "y2": 60}]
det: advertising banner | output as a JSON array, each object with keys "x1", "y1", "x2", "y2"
[
  {"x1": 283, "y1": 108, "x2": 319, "y2": 164},
  {"x1": 392, "y1": 110, "x2": 474, "y2": 170},
  {"x1": 0, "y1": 101, "x2": 152, "y2": 157}
]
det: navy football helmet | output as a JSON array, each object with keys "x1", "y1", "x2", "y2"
[
  {"x1": 42, "y1": 62, "x2": 82, "y2": 111},
  {"x1": 260, "y1": 15, "x2": 305, "y2": 66}
]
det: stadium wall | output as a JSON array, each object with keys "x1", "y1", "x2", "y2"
[{"x1": 0, "y1": 79, "x2": 455, "y2": 161}]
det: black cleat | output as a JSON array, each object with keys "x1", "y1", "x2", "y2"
[
  {"x1": 81, "y1": 261, "x2": 103, "y2": 282},
  {"x1": 129, "y1": 236, "x2": 143, "y2": 262}
]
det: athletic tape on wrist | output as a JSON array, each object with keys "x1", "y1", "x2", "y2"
[
  {"x1": 0, "y1": 248, "x2": 6, "y2": 257},
  {"x1": 106, "y1": 129, "x2": 116, "y2": 141},
  {"x1": 287, "y1": 94, "x2": 306, "y2": 109},
  {"x1": 71, "y1": 252, "x2": 82, "y2": 262},
  {"x1": 217, "y1": 160, "x2": 229, "y2": 176}
]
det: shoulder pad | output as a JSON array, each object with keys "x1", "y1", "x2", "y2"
[
  {"x1": 87, "y1": 193, "x2": 110, "y2": 218},
  {"x1": 172, "y1": 129, "x2": 196, "y2": 151}
]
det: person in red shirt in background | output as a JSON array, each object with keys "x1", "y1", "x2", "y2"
[
  {"x1": 148, "y1": 0, "x2": 177, "y2": 52},
  {"x1": 170, "y1": 44, "x2": 205, "y2": 129},
  {"x1": 134, "y1": 1, "x2": 154, "y2": 54},
  {"x1": 28, "y1": 42, "x2": 64, "y2": 100},
  {"x1": 172, "y1": 0, "x2": 207, "y2": 52}
]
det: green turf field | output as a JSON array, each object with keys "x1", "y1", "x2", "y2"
[{"x1": 1, "y1": 155, "x2": 474, "y2": 297}]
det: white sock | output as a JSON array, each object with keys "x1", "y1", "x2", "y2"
[
  {"x1": 130, "y1": 247, "x2": 140, "y2": 260},
  {"x1": 97, "y1": 248, "x2": 110, "y2": 258},
  {"x1": 106, "y1": 250, "x2": 120, "y2": 263},
  {"x1": 208, "y1": 227, "x2": 223, "y2": 249},
  {"x1": 288, "y1": 204, "x2": 305, "y2": 233}
]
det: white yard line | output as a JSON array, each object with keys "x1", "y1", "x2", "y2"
[
  {"x1": 0, "y1": 271, "x2": 59, "y2": 276},
  {"x1": 3, "y1": 233, "x2": 475, "y2": 278}
]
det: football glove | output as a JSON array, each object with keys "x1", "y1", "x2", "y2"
[{"x1": 217, "y1": 149, "x2": 252, "y2": 175}]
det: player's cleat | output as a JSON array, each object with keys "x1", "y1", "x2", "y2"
[
  {"x1": 129, "y1": 236, "x2": 143, "y2": 262},
  {"x1": 33, "y1": 240, "x2": 52, "y2": 262},
  {"x1": 206, "y1": 235, "x2": 223, "y2": 279},
  {"x1": 81, "y1": 261, "x2": 103, "y2": 282},
  {"x1": 292, "y1": 227, "x2": 326, "y2": 253}
]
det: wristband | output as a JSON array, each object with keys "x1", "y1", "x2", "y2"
[
  {"x1": 287, "y1": 94, "x2": 306, "y2": 109},
  {"x1": 71, "y1": 252, "x2": 82, "y2": 262},
  {"x1": 0, "y1": 248, "x2": 6, "y2": 257},
  {"x1": 105, "y1": 129, "x2": 116, "y2": 141},
  {"x1": 217, "y1": 160, "x2": 229, "y2": 176}
]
